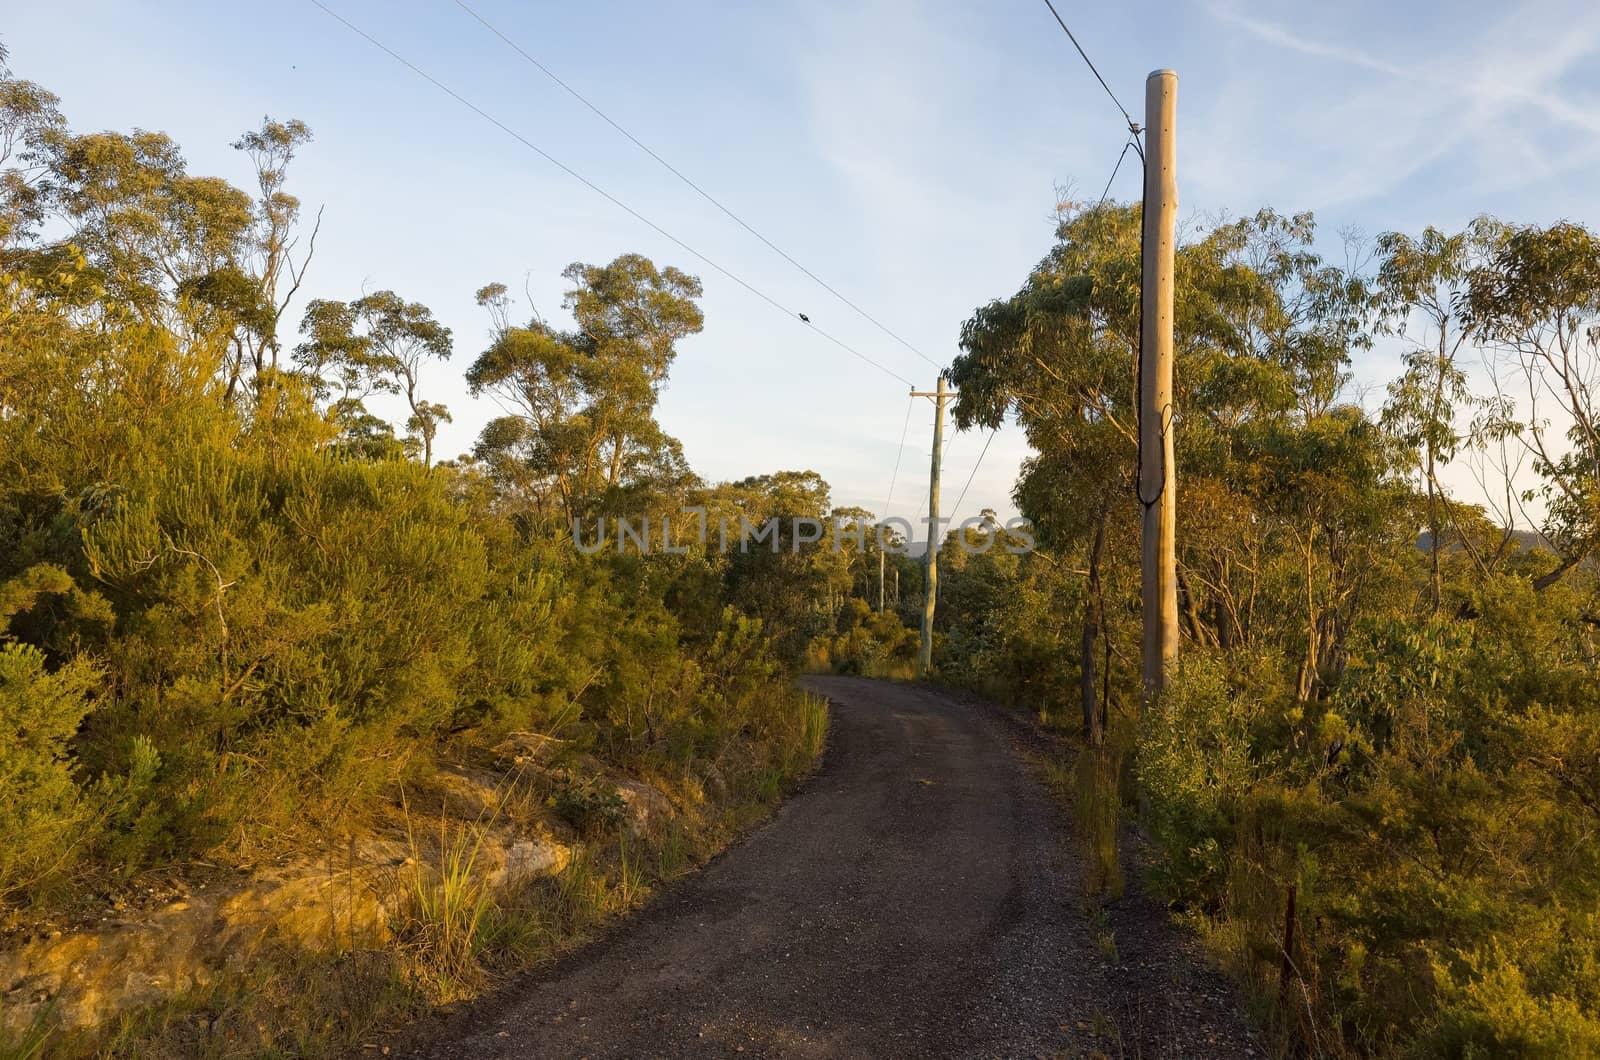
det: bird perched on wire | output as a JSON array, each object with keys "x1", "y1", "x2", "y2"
[{"x1": 798, "y1": 313, "x2": 810, "y2": 323}]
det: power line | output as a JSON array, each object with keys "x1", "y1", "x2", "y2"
[
  {"x1": 308, "y1": 0, "x2": 917, "y2": 388},
  {"x1": 880, "y1": 393, "x2": 916, "y2": 521},
  {"x1": 1040, "y1": 0, "x2": 1141, "y2": 137},
  {"x1": 450, "y1": 0, "x2": 947, "y2": 376},
  {"x1": 1097, "y1": 136, "x2": 1138, "y2": 205},
  {"x1": 911, "y1": 426, "x2": 963, "y2": 532},
  {"x1": 949, "y1": 427, "x2": 999, "y2": 527},
  {"x1": 919, "y1": 419, "x2": 956, "y2": 504}
]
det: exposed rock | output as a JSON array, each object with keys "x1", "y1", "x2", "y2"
[
  {"x1": 0, "y1": 897, "x2": 221, "y2": 1031},
  {"x1": 486, "y1": 836, "x2": 572, "y2": 888},
  {"x1": 434, "y1": 764, "x2": 519, "y2": 818},
  {"x1": 615, "y1": 780, "x2": 675, "y2": 837},
  {"x1": 213, "y1": 858, "x2": 395, "y2": 959},
  {"x1": 0, "y1": 823, "x2": 574, "y2": 1036},
  {"x1": 0, "y1": 755, "x2": 679, "y2": 1039}
]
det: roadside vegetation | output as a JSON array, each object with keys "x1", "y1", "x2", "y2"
[
  {"x1": 934, "y1": 205, "x2": 1600, "y2": 1055},
  {"x1": 6, "y1": 28, "x2": 1600, "y2": 1058},
  {"x1": 0, "y1": 42, "x2": 838, "y2": 1056}
]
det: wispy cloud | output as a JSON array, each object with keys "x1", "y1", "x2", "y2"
[
  {"x1": 1191, "y1": 1, "x2": 1600, "y2": 214},
  {"x1": 1209, "y1": 1, "x2": 1600, "y2": 135}
]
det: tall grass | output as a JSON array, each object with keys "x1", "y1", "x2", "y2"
[
  {"x1": 395, "y1": 791, "x2": 505, "y2": 1002},
  {"x1": 551, "y1": 845, "x2": 604, "y2": 932},
  {"x1": 788, "y1": 692, "x2": 830, "y2": 774},
  {"x1": 0, "y1": 999, "x2": 54, "y2": 1060},
  {"x1": 1073, "y1": 746, "x2": 1124, "y2": 900}
]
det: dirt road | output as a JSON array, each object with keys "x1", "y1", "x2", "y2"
[{"x1": 402, "y1": 677, "x2": 1259, "y2": 1058}]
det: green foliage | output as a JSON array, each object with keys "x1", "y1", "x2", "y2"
[
  {"x1": 465, "y1": 254, "x2": 703, "y2": 519},
  {"x1": 295, "y1": 290, "x2": 453, "y2": 465},
  {"x1": 1138, "y1": 654, "x2": 1272, "y2": 901},
  {"x1": 11, "y1": 34, "x2": 1600, "y2": 1058},
  {"x1": 549, "y1": 780, "x2": 628, "y2": 837},
  {"x1": 941, "y1": 203, "x2": 1600, "y2": 1056},
  {"x1": 1419, "y1": 923, "x2": 1600, "y2": 1059},
  {"x1": 398, "y1": 796, "x2": 505, "y2": 1002},
  {"x1": 0, "y1": 52, "x2": 836, "y2": 935},
  {"x1": 0, "y1": 643, "x2": 98, "y2": 899},
  {"x1": 807, "y1": 597, "x2": 918, "y2": 677}
]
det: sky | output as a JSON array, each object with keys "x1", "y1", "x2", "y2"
[{"x1": 6, "y1": 0, "x2": 1600, "y2": 534}]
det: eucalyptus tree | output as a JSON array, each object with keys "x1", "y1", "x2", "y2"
[
  {"x1": 950, "y1": 203, "x2": 1384, "y2": 732},
  {"x1": 1469, "y1": 220, "x2": 1600, "y2": 590},
  {"x1": 226, "y1": 118, "x2": 316, "y2": 385},
  {"x1": 40, "y1": 128, "x2": 253, "y2": 323},
  {"x1": 294, "y1": 290, "x2": 453, "y2": 465},
  {"x1": 711, "y1": 470, "x2": 850, "y2": 658},
  {"x1": 0, "y1": 40, "x2": 65, "y2": 251},
  {"x1": 467, "y1": 255, "x2": 703, "y2": 521},
  {"x1": 1375, "y1": 222, "x2": 1504, "y2": 608},
  {"x1": 0, "y1": 78, "x2": 318, "y2": 408},
  {"x1": 563, "y1": 255, "x2": 704, "y2": 489}
]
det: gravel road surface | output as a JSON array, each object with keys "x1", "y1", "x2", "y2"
[{"x1": 400, "y1": 677, "x2": 1260, "y2": 1059}]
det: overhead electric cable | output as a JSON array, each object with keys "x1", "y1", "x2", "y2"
[
  {"x1": 881, "y1": 393, "x2": 916, "y2": 520},
  {"x1": 949, "y1": 428, "x2": 999, "y2": 527},
  {"x1": 1097, "y1": 137, "x2": 1138, "y2": 204},
  {"x1": 309, "y1": 0, "x2": 917, "y2": 388},
  {"x1": 1035, "y1": 0, "x2": 1155, "y2": 503},
  {"x1": 451, "y1": 0, "x2": 947, "y2": 376},
  {"x1": 1040, "y1": 0, "x2": 1141, "y2": 137}
]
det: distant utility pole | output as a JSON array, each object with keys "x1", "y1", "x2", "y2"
[
  {"x1": 878, "y1": 548, "x2": 886, "y2": 612},
  {"x1": 911, "y1": 375, "x2": 952, "y2": 677},
  {"x1": 1140, "y1": 68, "x2": 1179, "y2": 697}
]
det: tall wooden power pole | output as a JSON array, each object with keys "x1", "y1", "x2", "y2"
[
  {"x1": 912, "y1": 375, "x2": 951, "y2": 677},
  {"x1": 1140, "y1": 69, "x2": 1179, "y2": 697}
]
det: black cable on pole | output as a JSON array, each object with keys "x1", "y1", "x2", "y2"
[
  {"x1": 1089, "y1": 133, "x2": 1159, "y2": 505},
  {"x1": 1035, "y1": 0, "x2": 1155, "y2": 501},
  {"x1": 1040, "y1": 0, "x2": 1141, "y2": 137},
  {"x1": 453, "y1": 0, "x2": 946, "y2": 376},
  {"x1": 949, "y1": 428, "x2": 999, "y2": 528},
  {"x1": 308, "y1": 0, "x2": 917, "y2": 389},
  {"x1": 1097, "y1": 137, "x2": 1136, "y2": 205},
  {"x1": 943, "y1": 425, "x2": 959, "y2": 464},
  {"x1": 1134, "y1": 134, "x2": 1161, "y2": 507}
]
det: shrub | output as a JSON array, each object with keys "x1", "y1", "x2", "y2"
[
  {"x1": 1138, "y1": 652, "x2": 1271, "y2": 902},
  {"x1": 550, "y1": 781, "x2": 628, "y2": 837},
  {"x1": 0, "y1": 643, "x2": 99, "y2": 899}
]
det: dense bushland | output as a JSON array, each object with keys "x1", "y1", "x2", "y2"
[
  {"x1": 0, "y1": 45, "x2": 843, "y2": 933},
  {"x1": 935, "y1": 207, "x2": 1600, "y2": 1055}
]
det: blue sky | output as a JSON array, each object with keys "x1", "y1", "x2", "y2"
[{"x1": 7, "y1": 0, "x2": 1600, "y2": 531}]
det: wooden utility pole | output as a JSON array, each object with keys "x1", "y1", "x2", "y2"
[
  {"x1": 1140, "y1": 68, "x2": 1179, "y2": 697},
  {"x1": 911, "y1": 375, "x2": 951, "y2": 677},
  {"x1": 877, "y1": 548, "x2": 886, "y2": 612}
]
